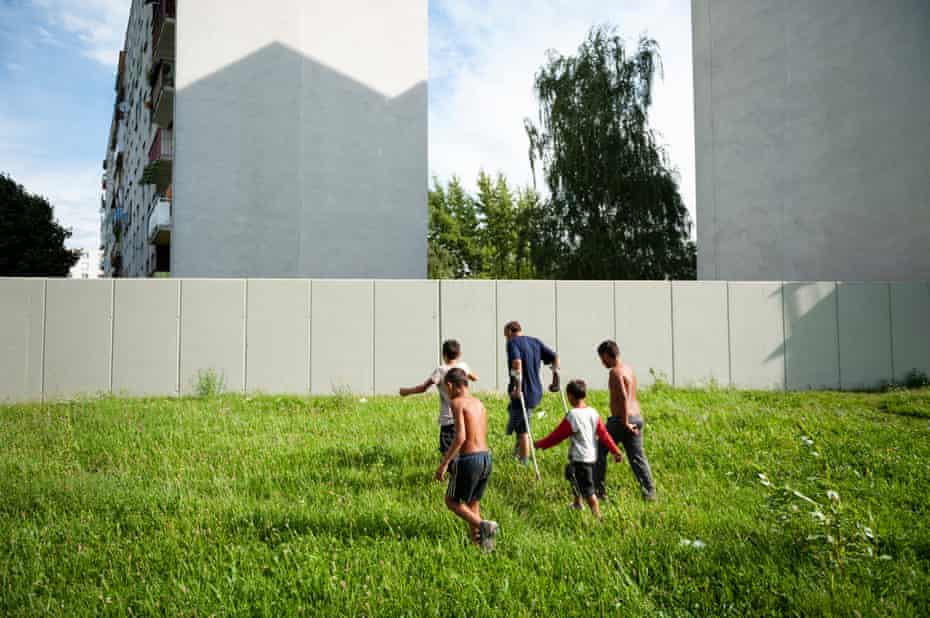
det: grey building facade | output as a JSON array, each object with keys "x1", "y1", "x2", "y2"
[
  {"x1": 692, "y1": 0, "x2": 930, "y2": 281},
  {"x1": 102, "y1": 0, "x2": 427, "y2": 279}
]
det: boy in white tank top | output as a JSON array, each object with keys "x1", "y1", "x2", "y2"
[{"x1": 399, "y1": 339, "x2": 479, "y2": 455}]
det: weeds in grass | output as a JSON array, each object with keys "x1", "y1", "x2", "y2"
[
  {"x1": 194, "y1": 368, "x2": 225, "y2": 398},
  {"x1": 758, "y1": 429, "x2": 881, "y2": 572}
]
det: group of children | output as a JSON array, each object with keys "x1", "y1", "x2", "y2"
[{"x1": 399, "y1": 321, "x2": 656, "y2": 552}]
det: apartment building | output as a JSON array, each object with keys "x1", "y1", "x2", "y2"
[
  {"x1": 692, "y1": 0, "x2": 930, "y2": 281},
  {"x1": 101, "y1": 0, "x2": 427, "y2": 278}
]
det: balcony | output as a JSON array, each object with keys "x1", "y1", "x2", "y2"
[
  {"x1": 151, "y1": 62, "x2": 174, "y2": 127},
  {"x1": 152, "y1": 0, "x2": 176, "y2": 62},
  {"x1": 148, "y1": 198, "x2": 172, "y2": 246},
  {"x1": 142, "y1": 128, "x2": 173, "y2": 192}
]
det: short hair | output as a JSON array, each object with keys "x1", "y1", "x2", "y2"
[
  {"x1": 504, "y1": 320, "x2": 522, "y2": 335},
  {"x1": 444, "y1": 367, "x2": 468, "y2": 388},
  {"x1": 566, "y1": 379, "x2": 587, "y2": 400},
  {"x1": 442, "y1": 339, "x2": 461, "y2": 360},
  {"x1": 597, "y1": 340, "x2": 620, "y2": 359}
]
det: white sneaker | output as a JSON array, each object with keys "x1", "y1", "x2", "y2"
[{"x1": 479, "y1": 520, "x2": 499, "y2": 553}]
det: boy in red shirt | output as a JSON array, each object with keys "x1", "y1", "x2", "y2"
[{"x1": 534, "y1": 379, "x2": 623, "y2": 519}]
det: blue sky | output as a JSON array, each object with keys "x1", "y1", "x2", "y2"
[{"x1": 0, "y1": 0, "x2": 694, "y2": 277}]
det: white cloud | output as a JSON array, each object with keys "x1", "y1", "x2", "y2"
[
  {"x1": 429, "y1": 0, "x2": 696, "y2": 228},
  {"x1": 33, "y1": 0, "x2": 129, "y2": 69}
]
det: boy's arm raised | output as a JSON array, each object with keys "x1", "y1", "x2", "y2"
[
  {"x1": 534, "y1": 418, "x2": 572, "y2": 450},
  {"x1": 399, "y1": 378, "x2": 432, "y2": 397}
]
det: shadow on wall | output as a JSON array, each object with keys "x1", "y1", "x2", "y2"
[
  {"x1": 172, "y1": 42, "x2": 427, "y2": 278},
  {"x1": 769, "y1": 283, "x2": 842, "y2": 390},
  {"x1": 770, "y1": 282, "x2": 928, "y2": 391}
]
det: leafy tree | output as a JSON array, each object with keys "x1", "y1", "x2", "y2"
[
  {"x1": 525, "y1": 26, "x2": 696, "y2": 279},
  {"x1": 0, "y1": 173, "x2": 81, "y2": 276},
  {"x1": 428, "y1": 173, "x2": 540, "y2": 280},
  {"x1": 428, "y1": 176, "x2": 483, "y2": 278}
]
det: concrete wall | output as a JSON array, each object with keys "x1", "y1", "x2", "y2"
[
  {"x1": 2, "y1": 279, "x2": 929, "y2": 403},
  {"x1": 672, "y1": 282, "x2": 730, "y2": 386},
  {"x1": 693, "y1": 0, "x2": 930, "y2": 281},
  {"x1": 173, "y1": 0, "x2": 427, "y2": 278}
]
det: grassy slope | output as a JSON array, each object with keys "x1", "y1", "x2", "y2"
[{"x1": 1, "y1": 387, "x2": 929, "y2": 616}]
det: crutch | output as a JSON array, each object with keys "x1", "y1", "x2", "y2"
[{"x1": 517, "y1": 390, "x2": 541, "y2": 481}]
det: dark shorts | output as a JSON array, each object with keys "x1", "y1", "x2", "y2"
[
  {"x1": 565, "y1": 461, "x2": 596, "y2": 498},
  {"x1": 506, "y1": 399, "x2": 533, "y2": 435},
  {"x1": 446, "y1": 451, "x2": 493, "y2": 503},
  {"x1": 439, "y1": 424, "x2": 455, "y2": 454}
]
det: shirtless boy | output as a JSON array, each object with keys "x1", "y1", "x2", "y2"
[
  {"x1": 593, "y1": 340, "x2": 657, "y2": 501},
  {"x1": 435, "y1": 368, "x2": 499, "y2": 552}
]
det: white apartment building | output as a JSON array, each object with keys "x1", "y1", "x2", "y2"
[{"x1": 101, "y1": 0, "x2": 427, "y2": 278}]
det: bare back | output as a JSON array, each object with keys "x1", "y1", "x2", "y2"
[
  {"x1": 609, "y1": 362, "x2": 642, "y2": 418},
  {"x1": 451, "y1": 394, "x2": 488, "y2": 454}
]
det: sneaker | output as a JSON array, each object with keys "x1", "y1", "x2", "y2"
[
  {"x1": 568, "y1": 502, "x2": 584, "y2": 511},
  {"x1": 479, "y1": 520, "x2": 499, "y2": 553},
  {"x1": 643, "y1": 490, "x2": 657, "y2": 502}
]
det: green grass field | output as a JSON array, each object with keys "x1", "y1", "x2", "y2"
[{"x1": 2, "y1": 385, "x2": 929, "y2": 616}]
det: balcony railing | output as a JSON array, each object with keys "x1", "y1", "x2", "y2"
[
  {"x1": 148, "y1": 198, "x2": 172, "y2": 246},
  {"x1": 151, "y1": 62, "x2": 175, "y2": 127},
  {"x1": 152, "y1": 0, "x2": 176, "y2": 62},
  {"x1": 148, "y1": 128, "x2": 174, "y2": 164},
  {"x1": 143, "y1": 128, "x2": 174, "y2": 192}
]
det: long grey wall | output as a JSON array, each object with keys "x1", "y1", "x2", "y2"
[
  {"x1": 693, "y1": 0, "x2": 930, "y2": 281},
  {"x1": 1, "y1": 279, "x2": 929, "y2": 403}
]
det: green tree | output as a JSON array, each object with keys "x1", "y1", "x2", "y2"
[
  {"x1": 428, "y1": 176, "x2": 483, "y2": 278},
  {"x1": 475, "y1": 171, "x2": 516, "y2": 279},
  {"x1": 525, "y1": 26, "x2": 696, "y2": 279},
  {"x1": 0, "y1": 173, "x2": 81, "y2": 276}
]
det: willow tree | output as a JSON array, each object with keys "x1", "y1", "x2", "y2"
[{"x1": 525, "y1": 26, "x2": 696, "y2": 279}]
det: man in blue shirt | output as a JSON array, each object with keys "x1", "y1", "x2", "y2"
[{"x1": 504, "y1": 320, "x2": 560, "y2": 466}]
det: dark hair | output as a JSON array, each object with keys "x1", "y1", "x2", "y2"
[
  {"x1": 597, "y1": 340, "x2": 619, "y2": 359},
  {"x1": 442, "y1": 339, "x2": 461, "y2": 360},
  {"x1": 566, "y1": 379, "x2": 587, "y2": 400},
  {"x1": 444, "y1": 367, "x2": 468, "y2": 388},
  {"x1": 504, "y1": 320, "x2": 522, "y2": 335}
]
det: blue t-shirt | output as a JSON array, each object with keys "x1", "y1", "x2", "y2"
[{"x1": 507, "y1": 335, "x2": 557, "y2": 409}]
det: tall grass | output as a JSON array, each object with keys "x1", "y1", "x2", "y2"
[{"x1": 1, "y1": 387, "x2": 928, "y2": 616}]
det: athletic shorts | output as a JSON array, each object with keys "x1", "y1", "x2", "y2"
[
  {"x1": 446, "y1": 451, "x2": 493, "y2": 504},
  {"x1": 506, "y1": 399, "x2": 532, "y2": 435},
  {"x1": 439, "y1": 424, "x2": 456, "y2": 454},
  {"x1": 566, "y1": 461, "x2": 596, "y2": 499}
]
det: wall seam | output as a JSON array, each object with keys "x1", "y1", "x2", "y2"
[
  {"x1": 887, "y1": 283, "x2": 895, "y2": 382},
  {"x1": 494, "y1": 280, "x2": 500, "y2": 392},
  {"x1": 781, "y1": 282, "x2": 788, "y2": 391},
  {"x1": 553, "y1": 280, "x2": 560, "y2": 354},
  {"x1": 437, "y1": 280, "x2": 443, "y2": 365},
  {"x1": 40, "y1": 279, "x2": 48, "y2": 404},
  {"x1": 835, "y1": 282, "x2": 843, "y2": 390},
  {"x1": 725, "y1": 281, "x2": 733, "y2": 386},
  {"x1": 108, "y1": 280, "x2": 115, "y2": 395},
  {"x1": 611, "y1": 280, "x2": 617, "y2": 342},
  {"x1": 243, "y1": 279, "x2": 249, "y2": 394},
  {"x1": 176, "y1": 279, "x2": 182, "y2": 396},
  {"x1": 371, "y1": 280, "x2": 376, "y2": 395},
  {"x1": 669, "y1": 281, "x2": 677, "y2": 386},
  {"x1": 312, "y1": 279, "x2": 313, "y2": 395}
]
